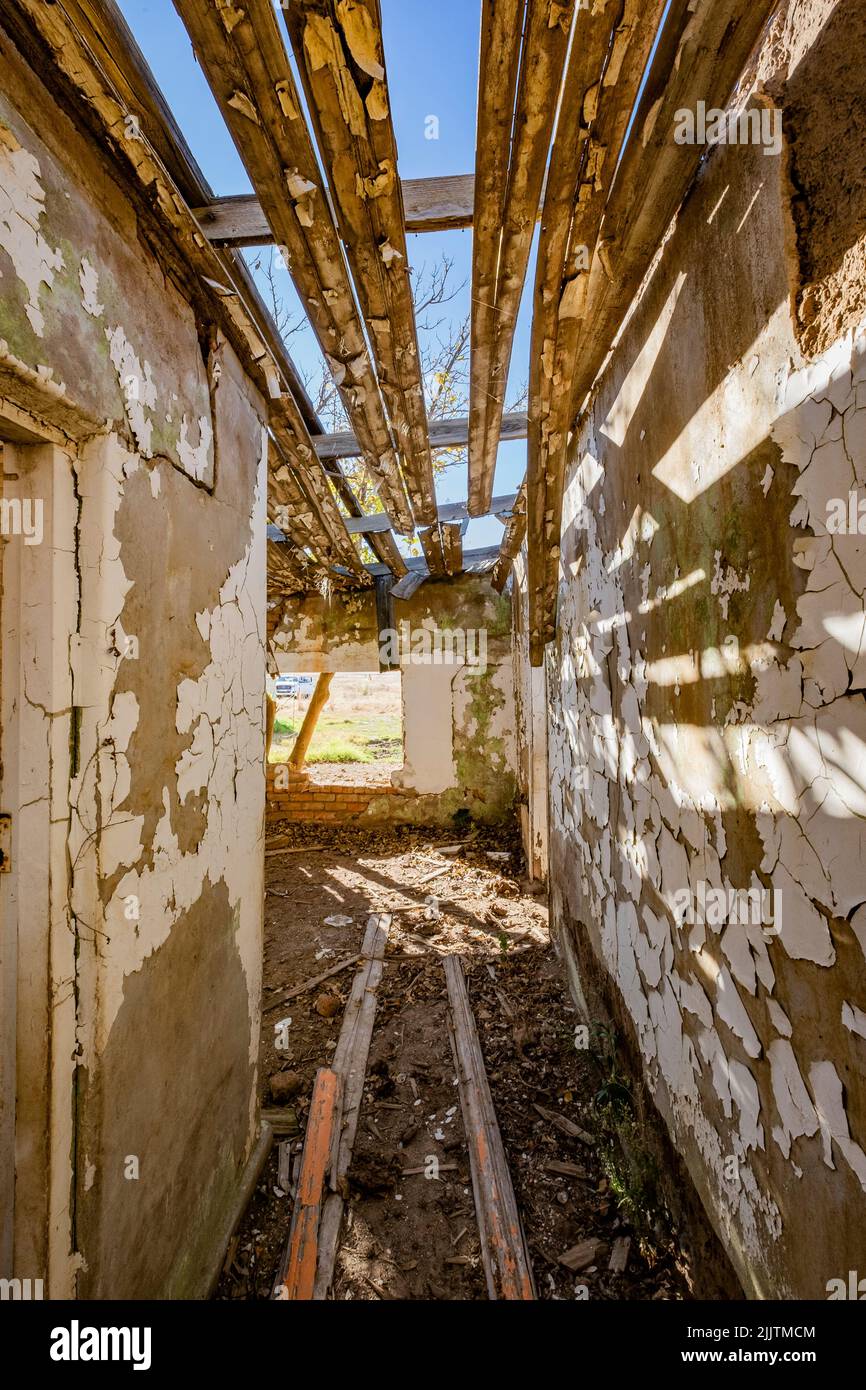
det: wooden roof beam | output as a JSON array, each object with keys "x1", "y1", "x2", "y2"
[
  {"x1": 283, "y1": 0, "x2": 437, "y2": 528},
  {"x1": 527, "y1": 0, "x2": 782, "y2": 665},
  {"x1": 468, "y1": 0, "x2": 575, "y2": 519},
  {"x1": 192, "y1": 174, "x2": 477, "y2": 244},
  {"x1": 172, "y1": 0, "x2": 416, "y2": 535},
  {"x1": 527, "y1": 0, "x2": 667, "y2": 652},
  {"x1": 491, "y1": 479, "x2": 527, "y2": 592},
  {"x1": 314, "y1": 410, "x2": 529, "y2": 461}
]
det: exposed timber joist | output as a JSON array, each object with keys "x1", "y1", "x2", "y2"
[
  {"x1": 526, "y1": 0, "x2": 666, "y2": 646},
  {"x1": 7, "y1": 0, "x2": 375, "y2": 587},
  {"x1": 418, "y1": 525, "x2": 448, "y2": 579},
  {"x1": 468, "y1": 0, "x2": 575, "y2": 519},
  {"x1": 172, "y1": 0, "x2": 416, "y2": 535},
  {"x1": 491, "y1": 480, "x2": 527, "y2": 593},
  {"x1": 193, "y1": 173, "x2": 476, "y2": 244},
  {"x1": 340, "y1": 490, "x2": 518, "y2": 537},
  {"x1": 527, "y1": 0, "x2": 781, "y2": 664},
  {"x1": 283, "y1": 0, "x2": 436, "y2": 528},
  {"x1": 314, "y1": 410, "x2": 529, "y2": 461}
]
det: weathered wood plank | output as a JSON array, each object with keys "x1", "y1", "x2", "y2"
[
  {"x1": 468, "y1": 0, "x2": 525, "y2": 521},
  {"x1": 491, "y1": 479, "x2": 527, "y2": 592},
  {"x1": 285, "y1": 1, "x2": 437, "y2": 527},
  {"x1": 469, "y1": 0, "x2": 575, "y2": 518},
  {"x1": 192, "y1": 174, "x2": 476, "y2": 244},
  {"x1": 272, "y1": 1067, "x2": 340, "y2": 1299},
  {"x1": 173, "y1": 0, "x2": 415, "y2": 534},
  {"x1": 419, "y1": 525, "x2": 447, "y2": 579},
  {"x1": 527, "y1": 0, "x2": 665, "y2": 649},
  {"x1": 527, "y1": 0, "x2": 780, "y2": 663},
  {"x1": 313, "y1": 915, "x2": 390, "y2": 1300},
  {"x1": 314, "y1": 411, "x2": 529, "y2": 461},
  {"x1": 390, "y1": 569, "x2": 427, "y2": 602},
  {"x1": 440, "y1": 521, "x2": 463, "y2": 577},
  {"x1": 444, "y1": 956, "x2": 535, "y2": 1300}
]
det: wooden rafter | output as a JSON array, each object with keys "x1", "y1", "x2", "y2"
[
  {"x1": 526, "y1": 0, "x2": 666, "y2": 652},
  {"x1": 418, "y1": 525, "x2": 447, "y2": 579},
  {"x1": 193, "y1": 173, "x2": 477, "y2": 244},
  {"x1": 6, "y1": 0, "x2": 372, "y2": 589},
  {"x1": 172, "y1": 0, "x2": 416, "y2": 535},
  {"x1": 283, "y1": 0, "x2": 436, "y2": 528},
  {"x1": 491, "y1": 480, "x2": 527, "y2": 593},
  {"x1": 468, "y1": 0, "x2": 575, "y2": 519},
  {"x1": 527, "y1": 0, "x2": 781, "y2": 664},
  {"x1": 314, "y1": 410, "x2": 529, "y2": 461},
  {"x1": 440, "y1": 522, "x2": 464, "y2": 577}
]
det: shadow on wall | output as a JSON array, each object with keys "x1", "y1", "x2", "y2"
[{"x1": 546, "y1": 0, "x2": 866, "y2": 1302}]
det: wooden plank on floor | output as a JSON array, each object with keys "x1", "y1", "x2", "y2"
[
  {"x1": 443, "y1": 955, "x2": 535, "y2": 1300},
  {"x1": 272, "y1": 1067, "x2": 340, "y2": 1300},
  {"x1": 313, "y1": 914, "x2": 391, "y2": 1299}
]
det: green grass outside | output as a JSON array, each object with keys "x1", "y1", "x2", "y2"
[{"x1": 269, "y1": 709, "x2": 402, "y2": 765}]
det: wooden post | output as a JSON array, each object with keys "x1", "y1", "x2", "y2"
[
  {"x1": 289, "y1": 672, "x2": 333, "y2": 771},
  {"x1": 265, "y1": 693, "x2": 276, "y2": 761}
]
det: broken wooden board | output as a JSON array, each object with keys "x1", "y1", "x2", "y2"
[
  {"x1": 313, "y1": 914, "x2": 391, "y2": 1299},
  {"x1": 272, "y1": 1067, "x2": 340, "y2": 1299},
  {"x1": 559, "y1": 1236, "x2": 604, "y2": 1273},
  {"x1": 263, "y1": 954, "x2": 362, "y2": 1013},
  {"x1": 491, "y1": 478, "x2": 527, "y2": 592},
  {"x1": 444, "y1": 955, "x2": 535, "y2": 1300},
  {"x1": 532, "y1": 1102, "x2": 594, "y2": 1145}
]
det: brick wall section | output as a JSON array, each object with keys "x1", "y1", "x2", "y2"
[{"x1": 266, "y1": 764, "x2": 399, "y2": 824}]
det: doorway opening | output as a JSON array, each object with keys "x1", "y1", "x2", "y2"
[{"x1": 269, "y1": 670, "x2": 404, "y2": 791}]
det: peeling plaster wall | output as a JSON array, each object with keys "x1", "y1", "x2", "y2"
[
  {"x1": 543, "y1": 0, "x2": 866, "y2": 1299},
  {"x1": 0, "y1": 31, "x2": 266, "y2": 1298},
  {"x1": 271, "y1": 573, "x2": 518, "y2": 824}
]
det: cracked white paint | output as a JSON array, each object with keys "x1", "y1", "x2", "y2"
[
  {"x1": 542, "y1": 231, "x2": 866, "y2": 1291},
  {"x1": 79, "y1": 257, "x2": 104, "y2": 318},
  {"x1": 105, "y1": 325, "x2": 158, "y2": 456},
  {"x1": 69, "y1": 428, "x2": 267, "y2": 1116},
  {"x1": 178, "y1": 414, "x2": 213, "y2": 483},
  {"x1": 0, "y1": 121, "x2": 64, "y2": 336}
]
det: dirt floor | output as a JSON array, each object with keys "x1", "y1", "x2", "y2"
[{"x1": 216, "y1": 820, "x2": 693, "y2": 1302}]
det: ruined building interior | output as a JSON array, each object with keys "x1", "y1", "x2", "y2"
[{"x1": 1, "y1": 0, "x2": 865, "y2": 1322}]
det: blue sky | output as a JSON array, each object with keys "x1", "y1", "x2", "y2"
[{"x1": 118, "y1": 1, "x2": 534, "y2": 547}]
